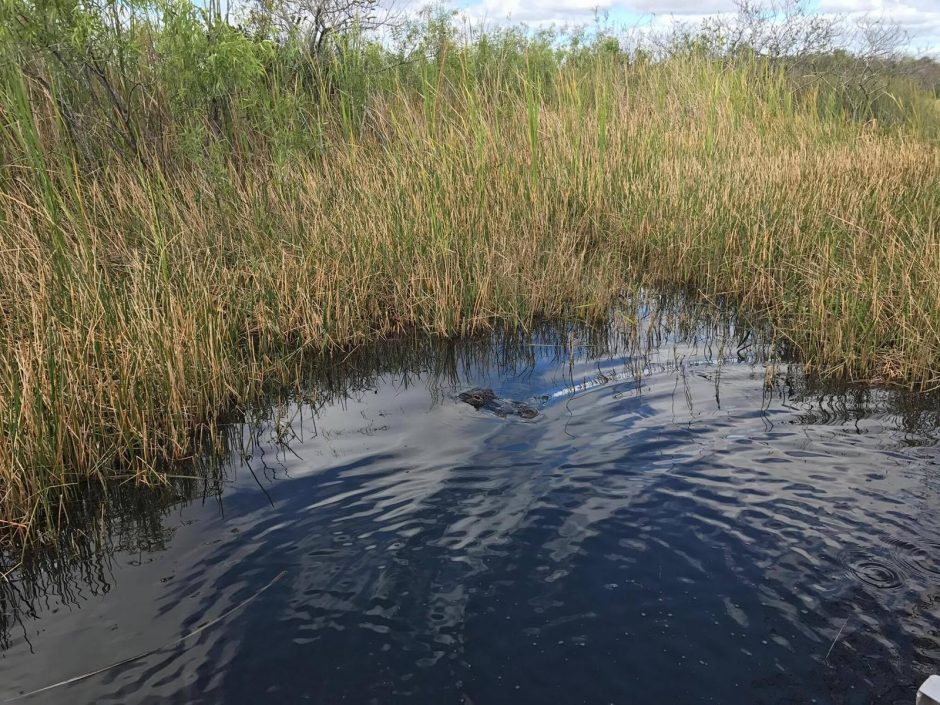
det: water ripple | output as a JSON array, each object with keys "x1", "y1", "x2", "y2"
[
  {"x1": 2, "y1": 328, "x2": 940, "y2": 705},
  {"x1": 840, "y1": 550, "x2": 906, "y2": 590}
]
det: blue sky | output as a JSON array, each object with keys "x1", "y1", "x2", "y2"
[{"x1": 417, "y1": 0, "x2": 940, "y2": 56}]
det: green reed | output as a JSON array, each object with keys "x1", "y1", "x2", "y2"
[{"x1": 0, "y1": 1, "x2": 937, "y2": 539}]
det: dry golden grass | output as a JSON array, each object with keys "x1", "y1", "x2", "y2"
[{"x1": 0, "y1": 54, "x2": 938, "y2": 538}]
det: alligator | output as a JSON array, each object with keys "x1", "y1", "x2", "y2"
[
  {"x1": 458, "y1": 388, "x2": 539, "y2": 419},
  {"x1": 458, "y1": 367, "x2": 629, "y2": 420}
]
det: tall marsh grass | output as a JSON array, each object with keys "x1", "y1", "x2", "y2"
[{"x1": 0, "y1": 2, "x2": 938, "y2": 538}]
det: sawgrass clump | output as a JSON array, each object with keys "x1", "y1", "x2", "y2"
[{"x1": 0, "y1": 3, "x2": 938, "y2": 537}]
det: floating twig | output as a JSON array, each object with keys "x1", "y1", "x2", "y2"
[
  {"x1": 5, "y1": 570, "x2": 287, "y2": 702},
  {"x1": 825, "y1": 615, "x2": 851, "y2": 664}
]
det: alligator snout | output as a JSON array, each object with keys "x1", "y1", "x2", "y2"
[{"x1": 459, "y1": 388, "x2": 497, "y2": 409}]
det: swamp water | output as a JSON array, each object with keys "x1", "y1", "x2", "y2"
[{"x1": 2, "y1": 305, "x2": 940, "y2": 704}]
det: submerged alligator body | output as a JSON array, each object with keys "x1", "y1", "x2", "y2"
[
  {"x1": 458, "y1": 388, "x2": 539, "y2": 419},
  {"x1": 458, "y1": 369, "x2": 626, "y2": 419}
]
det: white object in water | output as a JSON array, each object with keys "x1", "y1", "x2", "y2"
[{"x1": 918, "y1": 676, "x2": 940, "y2": 705}]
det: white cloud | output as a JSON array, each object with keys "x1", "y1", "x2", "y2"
[
  {"x1": 456, "y1": 0, "x2": 618, "y2": 25},
  {"x1": 625, "y1": 0, "x2": 736, "y2": 13}
]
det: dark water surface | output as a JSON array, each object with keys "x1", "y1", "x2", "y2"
[{"x1": 2, "y1": 313, "x2": 940, "y2": 704}]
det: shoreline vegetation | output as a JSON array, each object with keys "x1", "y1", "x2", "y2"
[{"x1": 1, "y1": 0, "x2": 939, "y2": 541}]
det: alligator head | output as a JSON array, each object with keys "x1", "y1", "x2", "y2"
[{"x1": 458, "y1": 387, "x2": 497, "y2": 409}]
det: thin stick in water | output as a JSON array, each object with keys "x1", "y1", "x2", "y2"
[
  {"x1": 4, "y1": 570, "x2": 287, "y2": 702},
  {"x1": 825, "y1": 615, "x2": 851, "y2": 664}
]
